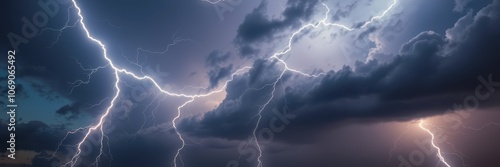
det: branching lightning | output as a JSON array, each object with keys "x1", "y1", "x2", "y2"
[
  {"x1": 57, "y1": 1, "x2": 459, "y2": 167},
  {"x1": 172, "y1": 98, "x2": 194, "y2": 167},
  {"x1": 447, "y1": 115, "x2": 500, "y2": 131},
  {"x1": 68, "y1": 57, "x2": 108, "y2": 94},
  {"x1": 423, "y1": 115, "x2": 500, "y2": 167},
  {"x1": 419, "y1": 120, "x2": 452, "y2": 167},
  {"x1": 251, "y1": 1, "x2": 398, "y2": 166},
  {"x1": 38, "y1": 6, "x2": 80, "y2": 48},
  {"x1": 387, "y1": 123, "x2": 411, "y2": 163},
  {"x1": 62, "y1": 0, "x2": 250, "y2": 166},
  {"x1": 129, "y1": 32, "x2": 190, "y2": 75},
  {"x1": 386, "y1": 116, "x2": 498, "y2": 166},
  {"x1": 137, "y1": 32, "x2": 191, "y2": 55}
]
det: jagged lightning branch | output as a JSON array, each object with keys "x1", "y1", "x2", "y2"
[
  {"x1": 63, "y1": 70, "x2": 120, "y2": 167},
  {"x1": 252, "y1": 67, "x2": 287, "y2": 167},
  {"x1": 172, "y1": 98, "x2": 195, "y2": 167},
  {"x1": 68, "y1": 57, "x2": 108, "y2": 94},
  {"x1": 134, "y1": 92, "x2": 162, "y2": 135},
  {"x1": 64, "y1": 0, "x2": 252, "y2": 166},
  {"x1": 447, "y1": 115, "x2": 500, "y2": 131},
  {"x1": 38, "y1": 6, "x2": 80, "y2": 48},
  {"x1": 388, "y1": 116, "x2": 499, "y2": 166},
  {"x1": 62, "y1": 1, "x2": 452, "y2": 167},
  {"x1": 387, "y1": 123, "x2": 411, "y2": 163},
  {"x1": 419, "y1": 120, "x2": 452, "y2": 167},
  {"x1": 442, "y1": 140, "x2": 470, "y2": 167},
  {"x1": 425, "y1": 116, "x2": 500, "y2": 166},
  {"x1": 130, "y1": 33, "x2": 190, "y2": 75},
  {"x1": 250, "y1": 1, "x2": 399, "y2": 166}
]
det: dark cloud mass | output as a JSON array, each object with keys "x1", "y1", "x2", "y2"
[
  {"x1": 0, "y1": 121, "x2": 68, "y2": 152},
  {"x1": 181, "y1": 59, "x2": 292, "y2": 139},
  {"x1": 182, "y1": 0, "x2": 500, "y2": 140},
  {"x1": 206, "y1": 50, "x2": 231, "y2": 67},
  {"x1": 55, "y1": 102, "x2": 84, "y2": 119},
  {"x1": 206, "y1": 50, "x2": 234, "y2": 88},
  {"x1": 235, "y1": 0, "x2": 320, "y2": 57},
  {"x1": 2, "y1": 0, "x2": 500, "y2": 167}
]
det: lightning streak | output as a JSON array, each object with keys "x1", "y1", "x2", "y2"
[
  {"x1": 360, "y1": 0, "x2": 398, "y2": 28},
  {"x1": 38, "y1": 6, "x2": 80, "y2": 47},
  {"x1": 172, "y1": 98, "x2": 195, "y2": 167},
  {"x1": 68, "y1": 57, "x2": 108, "y2": 94},
  {"x1": 447, "y1": 115, "x2": 500, "y2": 131},
  {"x1": 387, "y1": 123, "x2": 411, "y2": 163},
  {"x1": 419, "y1": 120, "x2": 452, "y2": 167},
  {"x1": 252, "y1": 66, "x2": 287, "y2": 167},
  {"x1": 63, "y1": 71, "x2": 121, "y2": 167},
  {"x1": 64, "y1": 0, "x2": 251, "y2": 166},
  {"x1": 137, "y1": 32, "x2": 190, "y2": 55},
  {"x1": 63, "y1": 0, "x2": 403, "y2": 167},
  {"x1": 250, "y1": 1, "x2": 399, "y2": 166}
]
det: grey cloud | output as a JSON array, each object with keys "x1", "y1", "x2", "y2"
[
  {"x1": 235, "y1": 0, "x2": 320, "y2": 57},
  {"x1": 181, "y1": 1, "x2": 500, "y2": 143}
]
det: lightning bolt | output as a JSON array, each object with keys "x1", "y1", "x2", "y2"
[
  {"x1": 419, "y1": 120, "x2": 452, "y2": 167},
  {"x1": 425, "y1": 115, "x2": 500, "y2": 167},
  {"x1": 62, "y1": 0, "x2": 251, "y2": 166},
  {"x1": 38, "y1": 6, "x2": 80, "y2": 48},
  {"x1": 137, "y1": 32, "x2": 190, "y2": 55},
  {"x1": 387, "y1": 123, "x2": 411, "y2": 163},
  {"x1": 68, "y1": 57, "x2": 108, "y2": 94},
  {"x1": 250, "y1": 1, "x2": 399, "y2": 166},
  {"x1": 447, "y1": 114, "x2": 500, "y2": 131},
  {"x1": 442, "y1": 140, "x2": 470, "y2": 167},
  {"x1": 60, "y1": 0, "x2": 404, "y2": 167},
  {"x1": 172, "y1": 98, "x2": 194, "y2": 167},
  {"x1": 82, "y1": 97, "x2": 111, "y2": 111},
  {"x1": 386, "y1": 115, "x2": 498, "y2": 166},
  {"x1": 134, "y1": 92, "x2": 162, "y2": 135}
]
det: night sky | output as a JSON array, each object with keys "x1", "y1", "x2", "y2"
[{"x1": 1, "y1": 0, "x2": 500, "y2": 167}]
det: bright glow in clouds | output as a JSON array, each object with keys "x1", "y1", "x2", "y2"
[
  {"x1": 59, "y1": 1, "x2": 451, "y2": 167},
  {"x1": 419, "y1": 120, "x2": 452, "y2": 167}
]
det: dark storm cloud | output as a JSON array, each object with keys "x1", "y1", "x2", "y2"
[
  {"x1": 180, "y1": 59, "x2": 292, "y2": 139},
  {"x1": 0, "y1": 120, "x2": 181, "y2": 167},
  {"x1": 299, "y1": 0, "x2": 500, "y2": 122},
  {"x1": 29, "y1": 80, "x2": 60, "y2": 101},
  {"x1": 0, "y1": 121, "x2": 69, "y2": 152},
  {"x1": 293, "y1": 0, "x2": 500, "y2": 125},
  {"x1": 2, "y1": 0, "x2": 500, "y2": 166},
  {"x1": 205, "y1": 50, "x2": 234, "y2": 88},
  {"x1": 239, "y1": 45, "x2": 260, "y2": 56},
  {"x1": 55, "y1": 102, "x2": 84, "y2": 119},
  {"x1": 1, "y1": 0, "x2": 230, "y2": 121},
  {"x1": 90, "y1": 125, "x2": 180, "y2": 167},
  {"x1": 181, "y1": 1, "x2": 500, "y2": 141},
  {"x1": 206, "y1": 50, "x2": 231, "y2": 67},
  {"x1": 235, "y1": 0, "x2": 320, "y2": 57},
  {"x1": 0, "y1": 0, "x2": 116, "y2": 120},
  {"x1": 356, "y1": 25, "x2": 378, "y2": 40},
  {"x1": 0, "y1": 76, "x2": 27, "y2": 98},
  {"x1": 236, "y1": 0, "x2": 320, "y2": 43},
  {"x1": 208, "y1": 64, "x2": 233, "y2": 89}
]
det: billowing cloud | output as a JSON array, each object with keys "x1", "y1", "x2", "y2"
[
  {"x1": 235, "y1": 0, "x2": 320, "y2": 57},
  {"x1": 181, "y1": 0, "x2": 500, "y2": 142}
]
